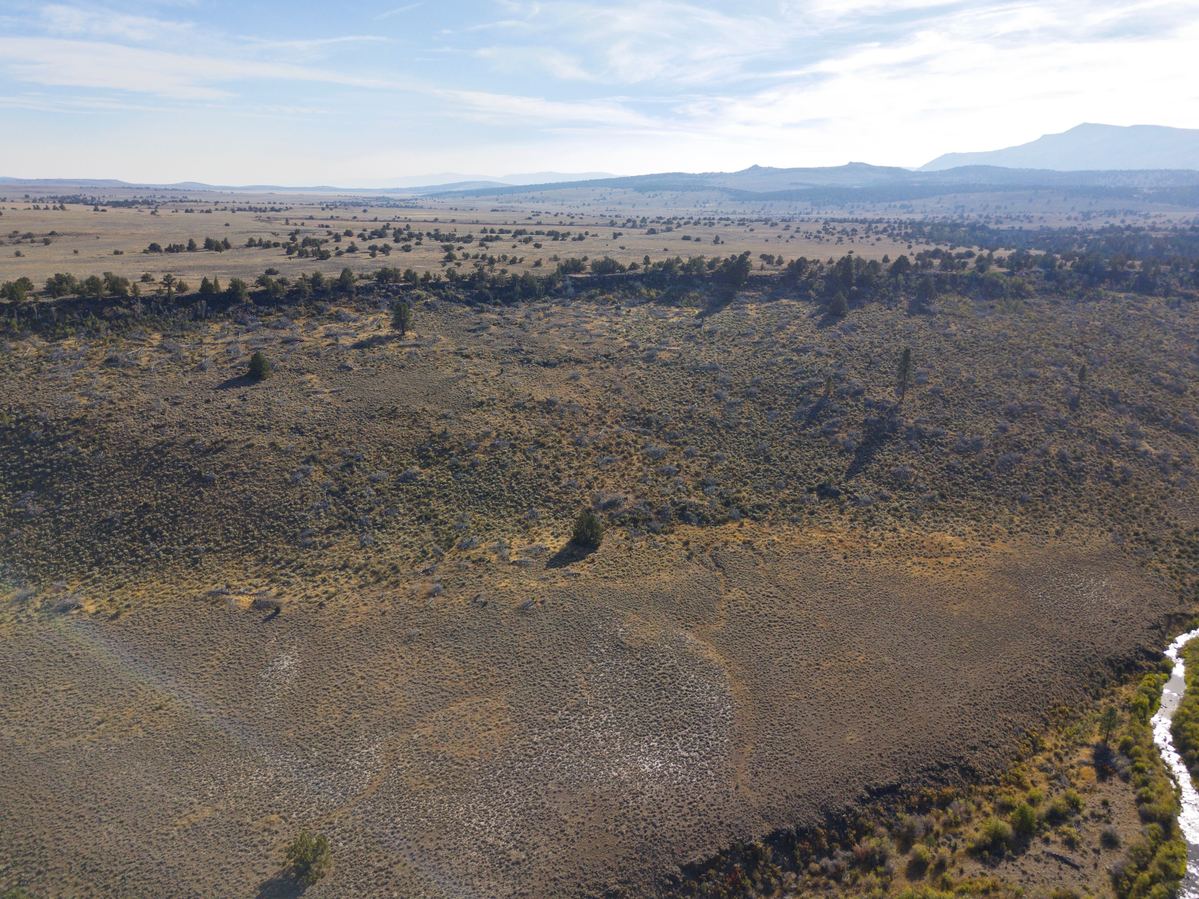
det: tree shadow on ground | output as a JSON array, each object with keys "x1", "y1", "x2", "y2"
[
  {"x1": 216, "y1": 374, "x2": 254, "y2": 390},
  {"x1": 815, "y1": 309, "x2": 849, "y2": 330},
  {"x1": 844, "y1": 410, "x2": 899, "y2": 480},
  {"x1": 697, "y1": 292, "x2": 737, "y2": 320},
  {"x1": 1092, "y1": 742, "x2": 1116, "y2": 781},
  {"x1": 255, "y1": 872, "x2": 305, "y2": 899},
  {"x1": 801, "y1": 395, "x2": 830, "y2": 427},
  {"x1": 546, "y1": 541, "x2": 596, "y2": 568},
  {"x1": 351, "y1": 334, "x2": 396, "y2": 350}
]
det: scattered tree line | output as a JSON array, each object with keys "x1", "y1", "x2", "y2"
[
  {"x1": 144, "y1": 237, "x2": 232, "y2": 254},
  {"x1": 4, "y1": 234, "x2": 1197, "y2": 337},
  {"x1": 898, "y1": 220, "x2": 1199, "y2": 262}
]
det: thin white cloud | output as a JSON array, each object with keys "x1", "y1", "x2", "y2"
[
  {"x1": 436, "y1": 88, "x2": 656, "y2": 129},
  {"x1": 238, "y1": 35, "x2": 393, "y2": 54},
  {"x1": 782, "y1": 0, "x2": 962, "y2": 22},
  {"x1": 0, "y1": 92, "x2": 175, "y2": 114},
  {"x1": 476, "y1": 1, "x2": 790, "y2": 85},
  {"x1": 0, "y1": 37, "x2": 392, "y2": 100},
  {"x1": 39, "y1": 3, "x2": 195, "y2": 43},
  {"x1": 474, "y1": 46, "x2": 593, "y2": 81},
  {"x1": 376, "y1": 2, "x2": 421, "y2": 20}
]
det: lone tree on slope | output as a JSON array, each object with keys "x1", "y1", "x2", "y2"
[
  {"x1": 284, "y1": 830, "x2": 331, "y2": 886},
  {"x1": 571, "y1": 510, "x2": 603, "y2": 549},
  {"x1": 248, "y1": 351, "x2": 271, "y2": 382},
  {"x1": 391, "y1": 299, "x2": 413, "y2": 337},
  {"x1": 1099, "y1": 706, "x2": 1119, "y2": 745}
]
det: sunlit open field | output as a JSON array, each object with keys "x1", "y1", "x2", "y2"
[{"x1": 0, "y1": 190, "x2": 936, "y2": 293}]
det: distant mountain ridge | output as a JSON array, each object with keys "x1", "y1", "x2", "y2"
[
  {"x1": 429, "y1": 162, "x2": 1199, "y2": 204},
  {"x1": 6, "y1": 126, "x2": 1199, "y2": 207},
  {"x1": 0, "y1": 171, "x2": 615, "y2": 195},
  {"x1": 381, "y1": 171, "x2": 614, "y2": 187},
  {"x1": 7, "y1": 163, "x2": 1199, "y2": 210},
  {"x1": 922, "y1": 123, "x2": 1199, "y2": 172}
]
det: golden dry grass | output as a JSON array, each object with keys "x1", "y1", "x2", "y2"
[{"x1": 0, "y1": 192, "x2": 922, "y2": 288}]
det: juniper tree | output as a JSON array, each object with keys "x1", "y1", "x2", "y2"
[
  {"x1": 889, "y1": 254, "x2": 912, "y2": 278},
  {"x1": 1, "y1": 277, "x2": 34, "y2": 303},
  {"x1": 911, "y1": 275, "x2": 936, "y2": 313},
  {"x1": 248, "y1": 351, "x2": 271, "y2": 382},
  {"x1": 571, "y1": 510, "x2": 603, "y2": 549},
  {"x1": 103, "y1": 272, "x2": 130, "y2": 298},
  {"x1": 391, "y1": 299, "x2": 412, "y2": 336},
  {"x1": 284, "y1": 830, "x2": 331, "y2": 886},
  {"x1": 714, "y1": 251, "x2": 752, "y2": 292},
  {"x1": 226, "y1": 278, "x2": 248, "y2": 303},
  {"x1": 826, "y1": 292, "x2": 848, "y2": 318}
]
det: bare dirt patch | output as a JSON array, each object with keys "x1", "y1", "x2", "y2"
[{"x1": 0, "y1": 529, "x2": 1183, "y2": 897}]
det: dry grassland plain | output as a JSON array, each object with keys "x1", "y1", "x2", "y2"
[
  {"x1": 2, "y1": 188, "x2": 1199, "y2": 898},
  {"x1": 0, "y1": 191, "x2": 924, "y2": 288}
]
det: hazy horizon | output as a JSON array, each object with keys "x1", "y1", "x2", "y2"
[{"x1": 1, "y1": 0, "x2": 1197, "y2": 186}]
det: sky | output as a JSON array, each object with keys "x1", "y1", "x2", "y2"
[{"x1": 0, "y1": 0, "x2": 1197, "y2": 186}]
